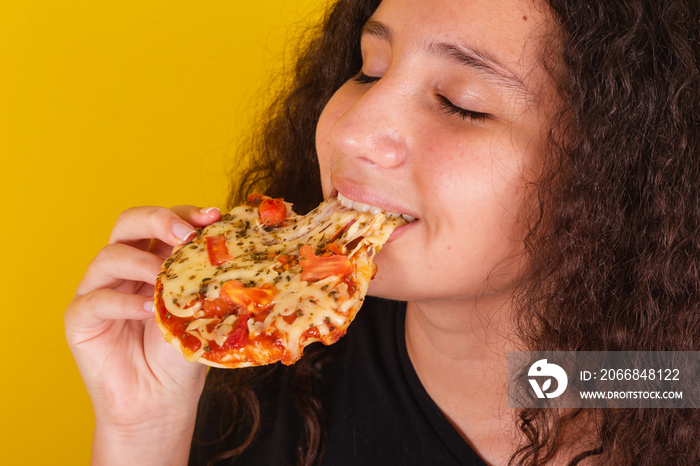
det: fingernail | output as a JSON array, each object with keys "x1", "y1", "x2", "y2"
[
  {"x1": 172, "y1": 223, "x2": 196, "y2": 242},
  {"x1": 144, "y1": 300, "x2": 155, "y2": 313},
  {"x1": 199, "y1": 207, "x2": 220, "y2": 215}
]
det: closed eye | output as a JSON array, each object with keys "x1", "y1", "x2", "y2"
[
  {"x1": 353, "y1": 71, "x2": 381, "y2": 85},
  {"x1": 354, "y1": 72, "x2": 490, "y2": 122},
  {"x1": 436, "y1": 95, "x2": 490, "y2": 122}
]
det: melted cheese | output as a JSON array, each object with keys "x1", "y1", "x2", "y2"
[{"x1": 157, "y1": 197, "x2": 406, "y2": 367}]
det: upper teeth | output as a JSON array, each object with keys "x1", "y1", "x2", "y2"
[{"x1": 337, "y1": 193, "x2": 416, "y2": 222}]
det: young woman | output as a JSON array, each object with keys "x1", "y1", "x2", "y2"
[{"x1": 65, "y1": 0, "x2": 700, "y2": 464}]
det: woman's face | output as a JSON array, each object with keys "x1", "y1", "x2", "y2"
[{"x1": 316, "y1": 0, "x2": 557, "y2": 303}]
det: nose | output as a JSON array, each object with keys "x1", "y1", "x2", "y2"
[{"x1": 329, "y1": 77, "x2": 410, "y2": 169}]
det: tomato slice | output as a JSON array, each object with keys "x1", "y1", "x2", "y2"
[
  {"x1": 245, "y1": 193, "x2": 287, "y2": 227},
  {"x1": 259, "y1": 198, "x2": 287, "y2": 227},
  {"x1": 201, "y1": 297, "x2": 237, "y2": 317},
  {"x1": 223, "y1": 313, "x2": 252, "y2": 350},
  {"x1": 206, "y1": 235, "x2": 234, "y2": 266},
  {"x1": 299, "y1": 245, "x2": 352, "y2": 281},
  {"x1": 220, "y1": 280, "x2": 276, "y2": 313}
]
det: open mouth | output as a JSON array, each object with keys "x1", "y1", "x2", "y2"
[{"x1": 337, "y1": 192, "x2": 417, "y2": 223}]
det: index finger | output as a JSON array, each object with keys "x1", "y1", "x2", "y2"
[
  {"x1": 171, "y1": 205, "x2": 222, "y2": 228},
  {"x1": 108, "y1": 205, "x2": 220, "y2": 247},
  {"x1": 149, "y1": 206, "x2": 223, "y2": 258}
]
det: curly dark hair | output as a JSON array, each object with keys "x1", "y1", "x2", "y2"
[
  {"x1": 203, "y1": 0, "x2": 700, "y2": 464},
  {"x1": 513, "y1": 0, "x2": 700, "y2": 464}
]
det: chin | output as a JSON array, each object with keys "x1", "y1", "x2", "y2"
[{"x1": 366, "y1": 277, "x2": 414, "y2": 302}]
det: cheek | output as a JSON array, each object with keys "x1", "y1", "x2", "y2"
[
  {"x1": 419, "y1": 123, "x2": 539, "y2": 223},
  {"x1": 415, "y1": 133, "x2": 498, "y2": 219}
]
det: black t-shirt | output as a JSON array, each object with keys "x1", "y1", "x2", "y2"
[{"x1": 189, "y1": 297, "x2": 486, "y2": 465}]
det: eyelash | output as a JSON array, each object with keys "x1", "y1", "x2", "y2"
[
  {"x1": 352, "y1": 72, "x2": 490, "y2": 122},
  {"x1": 436, "y1": 95, "x2": 490, "y2": 122},
  {"x1": 353, "y1": 71, "x2": 380, "y2": 85}
]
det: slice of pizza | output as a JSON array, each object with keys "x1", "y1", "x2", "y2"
[{"x1": 154, "y1": 193, "x2": 408, "y2": 368}]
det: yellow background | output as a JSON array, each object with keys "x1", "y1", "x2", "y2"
[{"x1": 0, "y1": 0, "x2": 324, "y2": 463}]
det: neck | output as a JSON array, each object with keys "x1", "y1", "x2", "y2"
[{"x1": 404, "y1": 294, "x2": 521, "y2": 465}]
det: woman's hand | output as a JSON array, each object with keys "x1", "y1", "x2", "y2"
[{"x1": 65, "y1": 205, "x2": 221, "y2": 466}]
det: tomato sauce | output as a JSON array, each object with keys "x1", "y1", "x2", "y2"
[
  {"x1": 156, "y1": 284, "x2": 285, "y2": 366},
  {"x1": 155, "y1": 295, "x2": 202, "y2": 353}
]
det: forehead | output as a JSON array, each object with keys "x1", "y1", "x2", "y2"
[{"x1": 370, "y1": 0, "x2": 553, "y2": 84}]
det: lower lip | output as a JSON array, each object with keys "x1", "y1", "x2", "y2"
[{"x1": 388, "y1": 219, "x2": 418, "y2": 241}]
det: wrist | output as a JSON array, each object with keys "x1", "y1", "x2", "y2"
[{"x1": 91, "y1": 410, "x2": 197, "y2": 466}]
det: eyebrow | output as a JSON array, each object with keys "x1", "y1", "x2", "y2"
[{"x1": 361, "y1": 19, "x2": 528, "y2": 95}]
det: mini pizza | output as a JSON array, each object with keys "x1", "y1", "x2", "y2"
[{"x1": 154, "y1": 194, "x2": 408, "y2": 368}]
